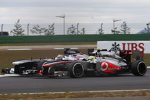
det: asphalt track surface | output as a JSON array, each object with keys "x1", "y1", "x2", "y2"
[{"x1": 0, "y1": 69, "x2": 149, "y2": 93}]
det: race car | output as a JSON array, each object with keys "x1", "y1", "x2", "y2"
[
  {"x1": 40, "y1": 49, "x2": 147, "y2": 78},
  {"x1": 1, "y1": 48, "x2": 87, "y2": 75},
  {"x1": 1, "y1": 48, "x2": 147, "y2": 78},
  {"x1": 1, "y1": 59, "x2": 49, "y2": 75}
]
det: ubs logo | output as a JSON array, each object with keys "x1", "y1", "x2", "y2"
[
  {"x1": 110, "y1": 42, "x2": 120, "y2": 53},
  {"x1": 110, "y1": 42, "x2": 144, "y2": 53}
]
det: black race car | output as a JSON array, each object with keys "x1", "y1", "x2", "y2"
[{"x1": 1, "y1": 48, "x2": 83, "y2": 75}]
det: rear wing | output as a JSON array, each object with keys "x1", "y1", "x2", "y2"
[{"x1": 120, "y1": 50, "x2": 144, "y2": 63}]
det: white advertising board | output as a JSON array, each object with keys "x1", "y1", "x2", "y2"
[{"x1": 97, "y1": 41, "x2": 150, "y2": 53}]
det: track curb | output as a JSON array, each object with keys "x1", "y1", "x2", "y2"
[{"x1": 0, "y1": 89, "x2": 150, "y2": 99}]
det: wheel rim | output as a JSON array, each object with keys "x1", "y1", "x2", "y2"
[{"x1": 73, "y1": 63, "x2": 84, "y2": 77}]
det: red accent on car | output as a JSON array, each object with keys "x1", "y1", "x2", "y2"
[
  {"x1": 100, "y1": 62, "x2": 121, "y2": 73},
  {"x1": 100, "y1": 62, "x2": 108, "y2": 71},
  {"x1": 42, "y1": 61, "x2": 75, "y2": 68},
  {"x1": 37, "y1": 70, "x2": 43, "y2": 75}
]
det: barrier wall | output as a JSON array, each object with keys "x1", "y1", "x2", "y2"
[{"x1": 0, "y1": 34, "x2": 150, "y2": 44}]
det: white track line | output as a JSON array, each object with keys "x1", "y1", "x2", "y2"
[
  {"x1": 54, "y1": 48, "x2": 65, "y2": 50},
  {"x1": 54, "y1": 48, "x2": 79, "y2": 50},
  {"x1": 0, "y1": 74, "x2": 20, "y2": 77},
  {"x1": 8, "y1": 48, "x2": 32, "y2": 51}
]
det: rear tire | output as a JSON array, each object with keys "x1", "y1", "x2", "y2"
[
  {"x1": 131, "y1": 60, "x2": 147, "y2": 76},
  {"x1": 69, "y1": 63, "x2": 84, "y2": 78}
]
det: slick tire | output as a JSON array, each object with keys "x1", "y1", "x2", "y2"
[
  {"x1": 69, "y1": 63, "x2": 84, "y2": 78},
  {"x1": 131, "y1": 60, "x2": 147, "y2": 76}
]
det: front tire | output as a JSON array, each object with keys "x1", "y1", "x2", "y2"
[
  {"x1": 131, "y1": 60, "x2": 147, "y2": 76},
  {"x1": 69, "y1": 63, "x2": 84, "y2": 78}
]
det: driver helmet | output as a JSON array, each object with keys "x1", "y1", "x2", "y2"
[{"x1": 55, "y1": 55, "x2": 64, "y2": 60}]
